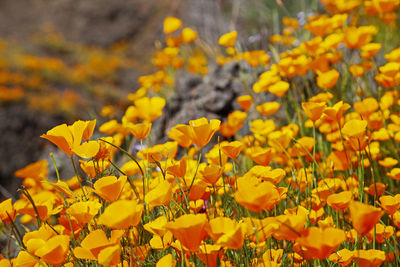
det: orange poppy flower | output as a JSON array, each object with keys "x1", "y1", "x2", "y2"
[
  {"x1": 34, "y1": 235, "x2": 70, "y2": 266},
  {"x1": 248, "y1": 146, "x2": 274, "y2": 166},
  {"x1": 302, "y1": 101, "x2": 326, "y2": 122},
  {"x1": 175, "y1": 118, "x2": 221, "y2": 148},
  {"x1": 14, "y1": 159, "x2": 48, "y2": 181},
  {"x1": 256, "y1": 101, "x2": 280, "y2": 117},
  {"x1": 14, "y1": 251, "x2": 37, "y2": 267},
  {"x1": 215, "y1": 222, "x2": 245, "y2": 249},
  {"x1": 343, "y1": 26, "x2": 377, "y2": 49},
  {"x1": 138, "y1": 141, "x2": 178, "y2": 162},
  {"x1": 220, "y1": 111, "x2": 248, "y2": 137},
  {"x1": 273, "y1": 212, "x2": 307, "y2": 241},
  {"x1": 163, "y1": 17, "x2": 182, "y2": 34},
  {"x1": 41, "y1": 120, "x2": 99, "y2": 158},
  {"x1": 387, "y1": 168, "x2": 400, "y2": 180},
  {"x1": 149, "y1": 230, "x2": 173, "y2": 250},
  {"x1": 259, "y1": 168, "x2": 285, "y2": 185},
  {"x1": 168, "y1": 125, "x2": 193, "y2": 148},
  {"x1": 287, "y1": 168, "x2": 313, "y2": 192},
  {"x1": 221, "y1": 141, "x2": 243, "y2": 159},
  {"x1": 237, "y1": 95, "x2": 253, "y2": 111},
  {"x1": 378, "y1": 157, "x2": 398, "y2": 168},
  {"x1": 14, "y1": 191, "x2": 62, "y2": 220},
  {"x1": 126, "y1": 121, "x2": 152, "y2": 140},
  {"x1": 20, "y1": 225, "x2": 70, "y2": 266},
  {"x1": 93, "y1": 136, "x2": 119, "y2": 162},
  {"x1": 250, "y1": 119, "x2": 275, "y2": 136},
  {"x1": 166, "y1": 156, "x2": 187, "y2": 178},
  {"x1": 365, "y1": 182, "x2": 387, "y2": 197},
  {"x1": 197, "y1": 244, "x2": 223, "y2": 267},
  {"x1": 269, "y1": 81, "x2": 290, "y2": 97},
  {"x1": 98, "y1": 200, "x2": 143, "y2": 229},
  {"x1": 327, "y1": 191, "x2": 353, "y2": 212},
  {"x1": 93, "y1": 175, "x2": 127, "y2": 202},
  {"x1": 0, "y1": 198, "x2": 16, "y2": 223},
  {"x1": 144, "y1": 215, "x2": 168, "y2": 237},
  {"x1": 97, "y1": 245, "x2": 121, "y2": 266},
  {"x1": 261, "y1": 248, "x2": 284, "y2": 266},
  {"x1": 200, "y1": 164, "x2": 224, "y2": 184},
  {"x1": 354, "y1": 98, "x2": 379, "y2": 119},
  {"x1": 353, "y1": 249, "x2": 386, "y2": 267},
  {"x1": 323, "y1": 101, "x2": 351, "y2": 124},
  {"x1": 234, "y1": 177, "x2": 281, "y2": 212},
  {"x1": 328, "y1": 248, "x2": 354, "y2": 266},
  {"x1": 361, "y1": 43, "x2": 381, "y2": 60},
  {"x1": 317, "y1": 69, "x2": 340, "y2": 89},
  {"x1": 0, "y1": 259, "x2": 11, "y2": 267},
  {"x1": 392, "y1": 210, "x2": 400, "y2": 228},
  {"x1": 377, "y1": 195, "x2": 400, "y2": 215},
  {"x1": 242, "y1": 217, "x2": 277, "y2": 243},
  {"x1": 99, "y1": 120, "x2": 125, "y2": 135},
  {"x1": 342, "y1": 119, "x2": 368, "y2": 150},
  {"x1": 165, "y1": 213, "x2": 208, "y2": 251},
  {"x1": 206, "y1": 217, "x2": 237, "y2": 241},
  {"x1": 189, "y1": 199, "x2": 204, "y2": 212},
  {"x1": 80, "y1": 159, "x2": 111, "y2": 179},
  {"x1": 181, "y1": 27, "x2": 198, "y2": 43},
  {"x1": 120, "y1": 159, "x2": 146, "y2": 177},
  {"x1": 206, "y1": 217, "x2": 245, "y2": 249},
  {"x1": 365, "y1": 223, "x2": 394, "y2": 243},
  {"x1": 145, "y1": 180, "x2": 173, "y2": 209},
  {"x1": 74, "y1": 229, "x2": 123, "y2": 264},
  {"x1": 268, "y1": 130, "x2": 292, "y2": 151},
  {"x1": 67, "y1": 200, "x2": 101, "y2": 225},
  {"x1": 349, "y1": 201, "x2": 384, "y2": 235},
  {"x1": 58, "y1": 215, "x2": 82, "y2": 238},
  {"x1": 47, "y1": 180, "x2": 73, "y2": 198},
  {"x1": 296, "y1": 227, "x2": 345, "y2": 260},
  {"x1": 349, "y1": 64, "x2": 365, "y2": 77},
  {"x1": 218, "y1": 31, "x2": 237, "y2": 47},
  {"x1": 156, "y1": 254, "x2": 176, "y2": 267},
  {"x1": 187, "y1": 179, "x2": 210, "y2": 201},
  {"x1": 134, "y1": 97, "x2": 166, "y2": 122}
]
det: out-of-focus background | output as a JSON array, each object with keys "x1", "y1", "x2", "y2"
[{"x1": 0, "y1": 0, "x2": 316, "y2": 196}]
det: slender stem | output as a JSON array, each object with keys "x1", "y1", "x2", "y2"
[
  {"x1": 50, "y1": 153, "x2": 60, "y2": 181},
  {"x1": 70, "y1": 155, "x2": 87, "y2": 200},
  {"x1": 6, "y1": 211, "x2": 25, "y2": 249},
  {"x1": 20, "y1": 187, "x2": 42, "y2": 227},
  {"x1": 188, "y1": 147, "x2": 203, "y2": 195}
]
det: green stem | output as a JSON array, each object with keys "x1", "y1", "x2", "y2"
[
  {"x1": 188, "y1": 147, "x2": 203, "y2": 195},
  {"x1": 70, "y1": 155, "x2": 87, "y2": 200},
  {"x1": 50, "y1": 153, "x2": 60, "y2": 181}
]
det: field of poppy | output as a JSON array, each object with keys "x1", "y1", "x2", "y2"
[{"x1": 2, "y1": 0, "x2": 400, "y2": 266}]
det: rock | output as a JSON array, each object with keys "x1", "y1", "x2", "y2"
[
  {"x1": 161, "y1": 62, "x2": 244, "y2": 137},
  {"x1": 0, "y1": 102, "x2": 63, "y2": 198}
]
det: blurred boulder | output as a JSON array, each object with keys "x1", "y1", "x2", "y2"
[
  {"x1": 0, "y1": 103, "x2": 62, "y2": 198},
  {"x1": 156, "y1": 62, "x2": 244, "y2": 140}
]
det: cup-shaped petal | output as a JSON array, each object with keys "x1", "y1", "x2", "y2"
[
  {"x1": 296, "y1": 227, "x2": 345, "y2": 260},
  {"x1": 35, "y1": 235, "x2": 70, "y2": 266},
  {"x1": 165, "y1": 213, "x2": 208, "y2": 251},
  {"x1": 349, "y1": 201, "x2": 384, "y2": 235},
  {"x1": 67, "y1": 200, "x2": 101, "y2": 225},
  {"x1": 98, "y1": 200, "x2": 143, "y2": 229},
  {"x1": 327, "y1": 191, "x2": 353, "y2": 212},
  {"x1": 94, "y1": 176, "x2": 127, "y2": 202},
  {"x1": 145, "y1": 180, "x2": 173, "y2": 209}
]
